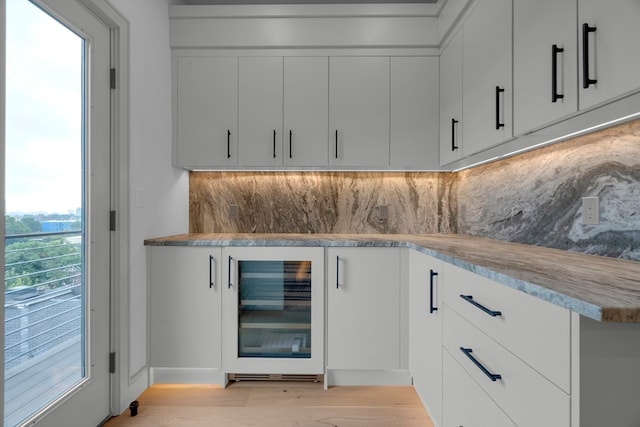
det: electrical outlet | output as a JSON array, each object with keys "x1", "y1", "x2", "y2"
[
  {"x1": 229, "y1": 204, "x2": 239, "y2": 219},
  {"x1": 582, "y1": 197, "x2": 599, "y2": 225},
  {"x1": 378, "y1": 205, "x2": 389, "y2": 220}
]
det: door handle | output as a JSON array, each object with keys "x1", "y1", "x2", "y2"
[
  {"x1": 273, "y1": 130, "x2": 277, "y2": 158},
  {"x1": 209, "y1": 255, "x2": 216, "y2": 288},
  {"x1": 582, "y1": 23, "x2": 597, "y2": 89},
  {"x1": 495, "y1": 86, "x2": 505, "y2": 129},
  {"x1": 451, "y1": 118, "x2": 459, "y2": 151},
  {"x1": 429, "y1": 269, "x2": 438, "y2": 314},
  {"x1": 551, "y1": 44, "x2": 565, "y2": 102}
]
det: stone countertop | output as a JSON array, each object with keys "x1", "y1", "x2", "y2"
[{"x1": 144, "y1": 233, "x2": 640, "y2": 323}]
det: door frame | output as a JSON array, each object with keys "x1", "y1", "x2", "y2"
[{"x1": 1, "y1": 0, "x2": 130, "y2": 422}]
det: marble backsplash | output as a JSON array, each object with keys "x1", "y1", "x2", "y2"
[
  {"x1": 190, "y1": 172, "x2": 456, "y2": 235},
  {"x1": 190, "y1": 119, "x2": 640, "y2": 261},
  {"x1": 455, "y1": 119, "x2": 640, "y2": 260}
]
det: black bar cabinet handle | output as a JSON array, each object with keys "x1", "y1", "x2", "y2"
[
  {"x1": 335, "y1": 130, "x2": 339, "y2": 159},
  {"x1": 273, "y1": 130, "x2": 277, "y2": 158},
  {"x1": 289, "y1": 130, "x2": 293, "y2": 159},
  {"x1": 227, "y1": 256, "x2": 233, "y2": 289},
  {"x1": 582, "y1": 23, "x2": 597, "y2": 89},
  {"x1": 495, "y1": 86, "x2": 505, "y2": 129},
  {"x1": 335, "y1": 256, "x2": 340, "y2": 289},
  {"x1": 451, "y1": 118, "x2": 459, "y2": 151},
  {"x1": 429, "y1": 269, "x2": 438, "y2": 314},
  {"x1": 460, "y1": 294, "x2": 502, "y2": 317},
  {"x1": 552, "y1": 44, "x2": 565, "y2": 103},
  {"x1": 209, "y1": 255, "x2": 215, "y2": 288},
  {"x1": 460, "y1": 347, "x2": 502, "y2": 382},
  {"x1": 227, "y1": 130, "x2": 231, "y2": 159}
]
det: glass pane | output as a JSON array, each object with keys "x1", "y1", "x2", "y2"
[
  {"x1": 5, "y1": 1, "x2": 86, "y2": 425},
  {"x1": 238, "y1": 261, "x2": 312, "y2": 359}
]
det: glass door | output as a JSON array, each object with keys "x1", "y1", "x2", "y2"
[
  {"x1": 4, "y1": 1, "x2": 111, "y2": 425},
  {"x1": 238, "y1": 261, "x2": 312, "y2": 359},
  {"x1": 223, "y1": 247, "x2": 324, "y2": 376}
]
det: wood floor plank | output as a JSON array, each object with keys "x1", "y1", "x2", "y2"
[{"x1": 104, "y1": 383, "x2": 434, "y2": 427}]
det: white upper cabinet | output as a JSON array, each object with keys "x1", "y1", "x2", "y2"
[
  {"x1": 439, "y1": 28, "x2": 463, "y2": 166},
  {"x1": 390, "y1": 57, "x2": 440, "y2": 170},
  {"x1": 238, "y1": 57, "x2": 284, "y2": 167},
  {"x1": 462, "y1": 0, "x2": 513, "y2": 157},
  {"x1": 283, "y1": 57, "x2": 329, "y2": 167},
  {"x1": 578, "y1": 0, "x2": 640, "y2": 110},
  {"x1": 329, "y1": 57, "x2": 390, "y2": 168},
  {"x1": 513, "y1": 0, "x2": 577, "y2": 136},
  {"x1": 175, "y1": 56, "x2": 238, "y2": 168}
]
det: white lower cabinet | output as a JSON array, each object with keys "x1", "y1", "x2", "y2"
[
  {"x1": 221, "y1": 247, "x2": 324, "y2": 376},
  {"x1": 442, "y1": 349, "x2": 515, "y2": 427},
  {"x1": 443, "y1": 263, "x2": 571, "y2": 392},
  {"x1": 149, "y1": 246, "x2": 224, "y2": 384},
  {"x1": 408, "y1": 250, "x2": 443, "y2": 426},
  {"x1": 327, "y1": 247, "x2": 408, "y2": 385},
  {"x1": 444, "y1": 307, "x2": 570, "y2": 427}
]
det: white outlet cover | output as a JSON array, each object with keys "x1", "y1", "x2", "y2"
[{"x1": 582, "y1": 197, "x2": 599, "y2": 225}]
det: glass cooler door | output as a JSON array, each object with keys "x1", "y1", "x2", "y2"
[{"x1": 237, "y1": 260, "x2": 312, "y2": 359}]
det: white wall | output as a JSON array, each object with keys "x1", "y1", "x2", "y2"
[{"x1": 107, "y1": 0, "x2": 189, "y2": 411}]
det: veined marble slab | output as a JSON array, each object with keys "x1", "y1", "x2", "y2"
[
  {"x1": 456, "y1": 119, "x2": 640, "y2": 260},
  {"x1": 145, "y1": 233, "x2": 640, "y2": 323}
]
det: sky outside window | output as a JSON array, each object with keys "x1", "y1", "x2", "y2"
[{"x1": 6, "y1": 0, "x2": 82, "y2": 215}]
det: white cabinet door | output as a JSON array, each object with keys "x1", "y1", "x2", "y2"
[
  {"x1": 442, "y1": 350, "x2": 516, "y2": 427},
  {"x1": 439, "y1": 29, "x2": 463, "y2": 166},
  {"x1": 239, "y1": 57, "x2": 284, "y2": 167},
  {"x1": 329, "y1": 57, "x2": 390, "y2": 168},
  {"x1": 408, "y1": 250, "x2": 443, "y2": 427},
  {"x1": 513, "y1": 0, "x2": 578, "y2": 136},
  {"x1": 149, "y1": 246, "x2": 222, "y2": 371},
  {"x1": 390, "y1": 57, "x2": 440, "y2": 169},
  {"x1": 327, "y1": 247, "x2": 401, "y2": 370},
  {"x1": 222, "y1": 247, "x2": 324, "y2": 374},
  {"x1": 175, "y1": 56, "x2": 237, "y2": 168},
  {"x1": 578, "y1": 0, "x2": 640, "y2": 110},
  {"x1": 462, "y1": 0, "x2": 512, "y2": 156},
  {"x1": 283, "y1": 57, "x2": 329, "y2": 167}
]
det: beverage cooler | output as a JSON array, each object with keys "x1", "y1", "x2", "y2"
[{"x1": 222, "y1": 247, "x2": 324, "y2": 379}]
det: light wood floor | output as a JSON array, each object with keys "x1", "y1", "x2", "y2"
[{"x1": 103, "y1": 382, "x2": 434, "y2": 427}]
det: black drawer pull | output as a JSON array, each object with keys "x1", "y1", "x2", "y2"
[
  {"x1": 460, "y1": 294, "x2": 502, "y2": 317},
  {"x1": 460, "y1": 347, "x2": 502, "y2": 382},
  {"x1": 227, "y1": 256, "x2": 233, "y2": 289}
]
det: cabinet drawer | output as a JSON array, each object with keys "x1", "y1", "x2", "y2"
[
  {"x1": 443, "y1": 349, "x2": 515, "y2": 427},
  {"x1": 444, "y1": 307, "x2": 570, "y2": 427},
  {"x1": 443, "y1": 263, "x2": 570, "y2": 392}
]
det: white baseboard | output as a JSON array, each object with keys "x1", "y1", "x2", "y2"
[
  {"x1": 149, "y1": 367, "x2": 226, "y2": 386},
  {"x1": 325, "y1": 369, "x2": 412, "y2": 387}
]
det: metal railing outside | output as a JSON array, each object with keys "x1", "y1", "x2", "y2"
[{"x1": 4, "y1": 231, "x2": 84, "y2": 426}]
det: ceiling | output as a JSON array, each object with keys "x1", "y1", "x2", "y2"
[{"x1": 172, "y1": 0, "x2": 438, "y2": 4}]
